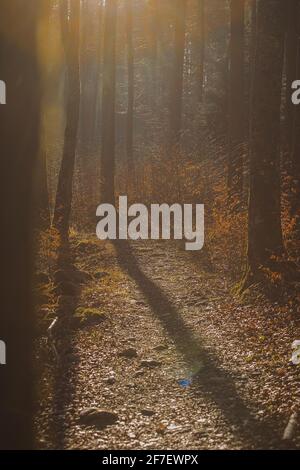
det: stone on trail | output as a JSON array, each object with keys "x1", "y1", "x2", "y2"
[
  {"x1": 106, "y1": 376, "x2": 116, "y2": 385},
  {"x1": 140, "y1": 359, "x2": 161, "y2": 368},
  {"x1": 134, "y1": 370, "x2": 145, "y2": 377},
  {"x1": 141, "y1": 409, "x2": 155, "y2": 417},
  {"x1": 153, "y1": 344, "x2": 168, "y2": 352},
  {"x1": 119, "y1": 347, "x2": 138, "y2": 359},
  {"x1": 79, "y1": 408, "x2": 118, "y2": 428}
]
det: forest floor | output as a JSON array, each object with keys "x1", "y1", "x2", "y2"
[{"x1": 35, "y1": 235, "x2": 300, "y2": 450}]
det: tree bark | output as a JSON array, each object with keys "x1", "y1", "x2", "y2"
[
  {"x1": 243, "y1": 0, "x2": 286, "y2": 286},
  {"x1": 53, "y1": 0, "x2": 81, "y2": 238},
  {"x1": 0, "y1": 0, "x2": 43, "y2": 449}
]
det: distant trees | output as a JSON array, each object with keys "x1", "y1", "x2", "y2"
[
  {"x1": 0, "y1": 0, "x2": 44, "y2": 449},
  {"x1": 242, "y1": 0, "x2": 286, "y2": 286},
  {"x1": 53, "y1": 0, "x2": 81, "y2": 238},
  {"x1": 100, "y1": 0, "x2": 118, "y2": 205}
]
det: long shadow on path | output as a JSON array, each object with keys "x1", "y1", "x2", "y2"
[
  {"x1": 114, "y1": 240, "x2": 283, "y2": 449},
  {"x1": 47, "y1": 242, "x2": 80, "y2": 449}
]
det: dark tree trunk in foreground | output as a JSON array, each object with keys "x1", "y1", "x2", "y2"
[
  {"x1": 126, "y1": 0, "x2": 135, "y2": 193},
  {"x1": 0, "y1": 0, "x2": 42, "y2": 449},
  {"x1": 228, "y1": 0, "x2": 245, "y2": 207},
  {"x1": 53, "y1": 0, "x2": 81, "y2": 238},
  {"x1": 100, "y1": 0, "x2": 117, "y2": 205},
  {"x1": 243, "y1": 0, "x2": 285, "y2": 286}
]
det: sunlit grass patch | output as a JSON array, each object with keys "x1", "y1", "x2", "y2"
[{"x1": 74, "y1": 307, "x2": 106, "y2": 325}]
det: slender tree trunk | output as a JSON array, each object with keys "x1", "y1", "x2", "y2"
[
  {"x1": 94, "y1": 1, "x2": 104, "y2": 149},
  {"x1": 0, "y1": 0, "x2": 43, "y2": 449},
  {"x1": 247, "y1": 0, "x2": 256, "y2": 145},
  {"x1": 148, "y1": 0, "x2": 159, "y2": 60},
  {"x1": 80, "y1": 0, "x2": 102, "y2": 154},
  {"x1": 37, "y1": 144, "x2": 51, "y2": 229},
  {"x1": 169, "y1": 0, "x2": 186, "y2": 199},
  {"x1": 100, "y1": 0, "x2": 117, "y2": 204},
  {"x1": 37, "y1": 10, "x2": 51, "y2": 230},
  {"x1": 126, "y1": 0, "x2": 135, "y2": 195},
  {"x1": 170, "y1": 0, "x2": 186, "y2": 147},
  {"x1": 53, "y1": 0, "x2": 81, "y2": 238},
  {"x1": 148, "y1": 0, "x2": 159, "y2": 116},
  {"x1": 228, "y1": 0, "x2": 245, "y2": 207},
  {"x1": 147, "y1": 0, "x2": 159, "y2": 199},
  {"x1": 243, "y1": 0, "x2": 285, "y2": 286},
  {"x1": 198, "y1": 0, "x2": 205, "y2": 101}
]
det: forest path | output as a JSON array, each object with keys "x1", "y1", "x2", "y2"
[{"x1": 37, "y1": 239, "x2": 295, "y2": 450}]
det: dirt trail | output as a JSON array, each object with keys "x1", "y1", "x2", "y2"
[{"x1": 36, "y1": 239, "x2": 298, "y2": 450}]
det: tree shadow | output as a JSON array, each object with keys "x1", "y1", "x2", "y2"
[
  {"x1": 46, "y1": 241, "x2": 81, "y2": 449},
  {"x1": 114, "y1": 240, "x2": 285, "y2": 449}
]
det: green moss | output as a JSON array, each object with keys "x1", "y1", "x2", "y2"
[{"x1": 75, "y1": 307, "x2": 106, "y2": 321}]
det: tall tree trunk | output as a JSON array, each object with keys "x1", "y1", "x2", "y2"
[
  {"x1": 243, "y1": 0, "x2": 285, "y2": 286},
  {"x1": 247, "y1": 0, "x2": 256, "y2": 144},
  {"x1": 80, "y1": 0, "x2": 102, "y2": 154},
  {"x1": 126, "y1": 0, "x2": 135, "y2": 195},
  {"x1": 170, "y1": 0, "x2": 186, "y2": 147},
  {"x1": 53, "y1": 0, "x2": 81, "y2": 238},
  {"x1": 290, "y1": 6, "x2": 300, "y2": 243},
  {"x1": 198, "y1": 0, "x2": 205, "y2": 101},
  {"x1": 285, "y1": 0, "x2": 299, "y2": 154},
  {"x1": 148, "y1": 0, "x2": 159, "y2": 62},
  {"x1": 38, "y1": 147, "x2": 51, "y2": 229},
  {"x1": 100, "y1": 0, "x2": 117, "y2": 204},
  {"x1": 0, "y1": 0, "x2": 43, "y2": 449},
  {"x1": 169, "y1": 0, "x2": 186, "y2": 199},
  {"x1": 37, "y1": 10, "x2": 51, "y2": 230},
  {"x1": 94, "y1": 1, "x2": 104, "y2": 149},
  {"x1": 147, "y1": 0, "x2": 159, "y2": 119},
  {"x1": 228, "y1": 0, "x2": 245, "y2": 207}
]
